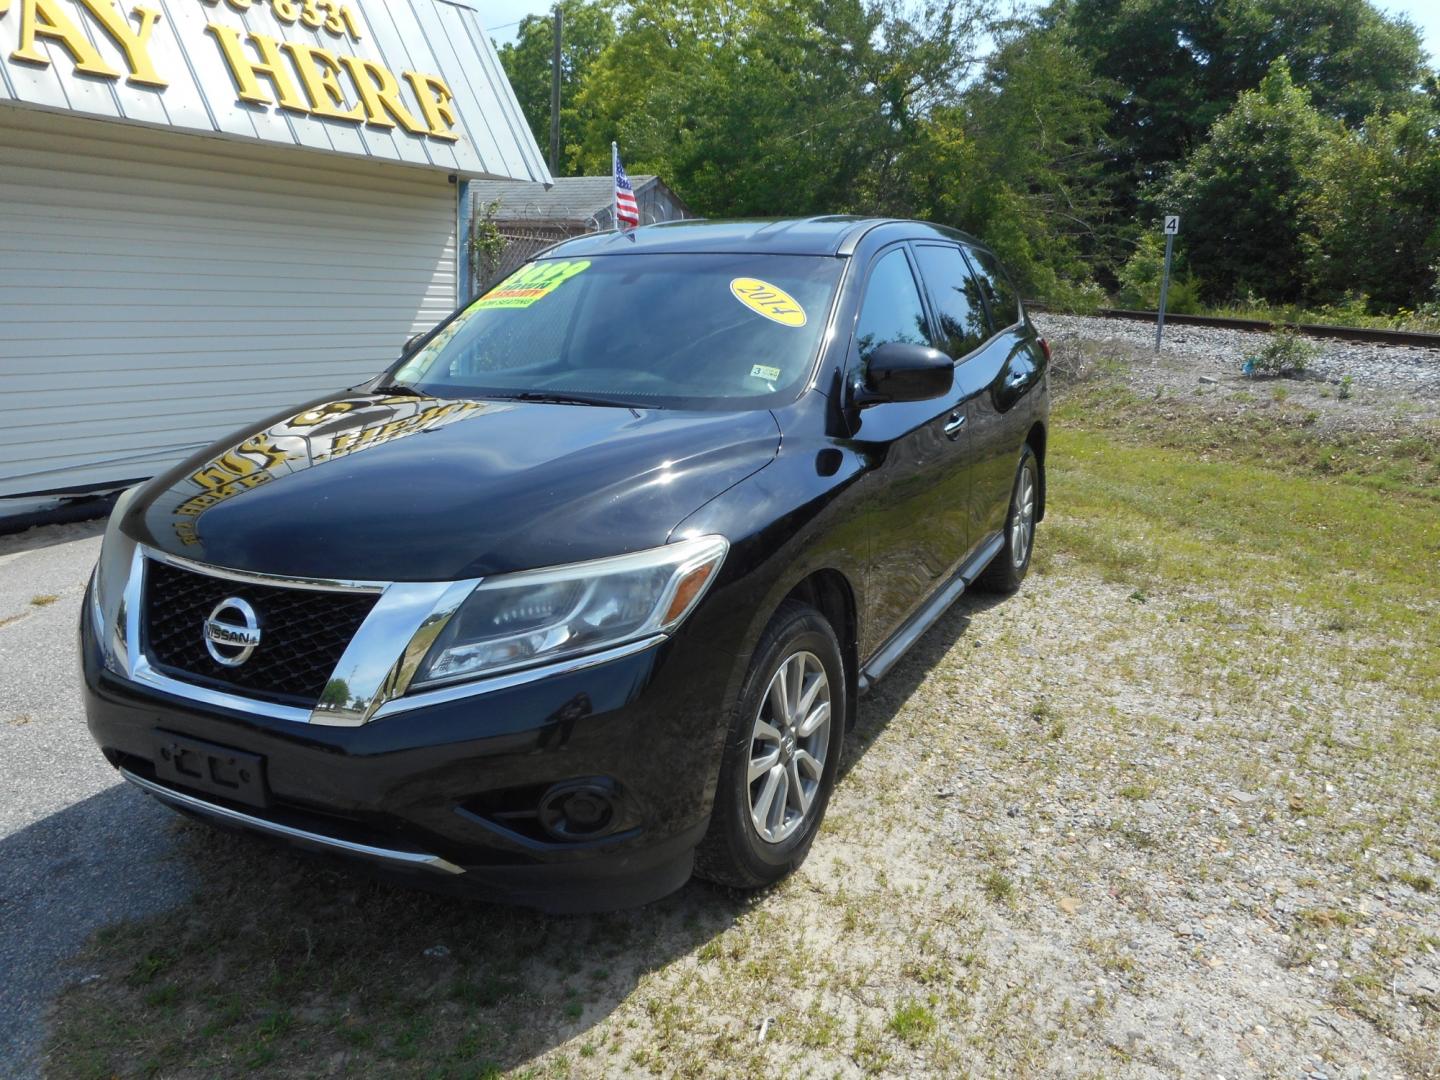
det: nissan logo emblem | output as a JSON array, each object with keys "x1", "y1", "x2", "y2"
[{"x1": 203, "y1": 597, "x2": 261, "y2": 667}]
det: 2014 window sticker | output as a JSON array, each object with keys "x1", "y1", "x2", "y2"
[{"x1": 730, "y1": 278, "x2": 806, "y2": 327}]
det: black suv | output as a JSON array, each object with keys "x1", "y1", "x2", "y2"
[{"x1": 81, "y1": 217, "x2": 1049, "y2": 911}]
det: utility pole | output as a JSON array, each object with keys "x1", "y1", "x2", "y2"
[{"x1": 549, "y1": 5, "x2": 562, "y2": 177}]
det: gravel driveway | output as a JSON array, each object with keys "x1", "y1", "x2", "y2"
[{"x1": 0, "y1": 523, "x2": 191, "y2": 1079}]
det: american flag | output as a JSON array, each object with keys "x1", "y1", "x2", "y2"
[{"x1": 612, "y1": 142, "x2": 640, "y2": 230}]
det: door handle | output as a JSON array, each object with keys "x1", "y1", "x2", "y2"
[{"x1": 943, "y1": 411, "x2": 966, "y2": 438}]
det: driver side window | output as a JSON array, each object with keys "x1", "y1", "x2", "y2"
[{"x1": 855, "y1": 249, "x2": 931, "y2": 364}]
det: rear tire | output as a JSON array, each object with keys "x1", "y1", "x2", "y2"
[
  {"x1": 975, "y1": 446, "x2": 1039, "y2": 594},
  {"x1": 694, "y1": 600, "x2": 846, "y2": 889}
]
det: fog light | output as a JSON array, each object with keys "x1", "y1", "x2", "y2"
[{"x1": 538, "y1": 779, "x2": 619, "y2": 840}]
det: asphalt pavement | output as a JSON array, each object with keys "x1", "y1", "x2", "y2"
[{"x1": 0, "y1": 521, "x2": 192, "y2": 1079}]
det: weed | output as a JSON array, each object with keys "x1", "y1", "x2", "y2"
[
  {"x1": 1246, "y1": 329, "x2": 1318, "y2": 377},
  {"x1": 887, "y1": 999, "x2": 937, "y2": 1046},
  {"x1": 981, "y1": 870, "x2": 1015, "y2": 905},
  {"x1": 1395, "y1": 871, "x2": 1435, "y2": 894}
]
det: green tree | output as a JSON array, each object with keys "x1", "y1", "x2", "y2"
[
  {"x1": 569, "y1": 0, "x2": 990, "y2": 215},
  {"x1": 929, "y1": 24, "x2": 1113, "y2": 297},
  {"x1": 1304, "y1": 107, "x2": 1440, "y2": 309},
  {"x1": 496, "y1": 1, "x2": 616, "y2": 174},
  {"x1": 1059, "y1": 0, "x2": 1430, "y2": 237},
  {"x1": 1160, "y1": 62, "x2": 1340, "y2": 302}
]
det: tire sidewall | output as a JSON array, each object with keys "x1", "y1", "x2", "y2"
[{"x1": 719, "y1": 610, "x2": 846, "y2": 877}]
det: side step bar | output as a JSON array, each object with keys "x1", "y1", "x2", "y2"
[
  {"x1": 858, "y1": 532, "x2": 1005, "y2": 694},
  {"x1": 120, "y1": 767, "x2": 465, "y2": 876}
]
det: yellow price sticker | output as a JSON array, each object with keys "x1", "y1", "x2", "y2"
[
  {"x1": 730, "y1": 278, "x2": 807, "y2": 327},
  {"x1": 472, "y1": 260, "x2": 592, "y2": 311}
]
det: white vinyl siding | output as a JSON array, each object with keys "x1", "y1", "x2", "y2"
[{"x1": 0, "y1": 108, "x2": 459, "y2": 498}]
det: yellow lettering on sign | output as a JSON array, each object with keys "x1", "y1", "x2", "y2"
[
  {"x1": 0, "y1": 3, "x2": 463, "y2": 144},
  {"x1": 204, "y1": 23, "x2": 308, "y2": 112},
  {"x1": 74, "y1": 0, "x2": 167, "y2": 87},
  {"x1": 339, "y1": 54, "x2": 427, "y2": 136},
  {"x1": 403, "y1": 70, "x2": 459, "y2": 141},
  {"x1": 281, "y1": 40, "x2": 363, "y2": 121},
  {"x1": 6, "y1": 0, "x2": 167, "y2": 87},
  {"x1": 8, "y1": 0, "x2": 122, "y2": 79}
]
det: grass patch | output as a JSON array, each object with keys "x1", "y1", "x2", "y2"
[
  {"x1": 886, "y1": 999, "x2": 938, "y2": 1046},
  {"x1": 1395, "y1": 871, "x2": 1435, "y2": 894},
  {"x1": 1057, "y1": 381, "x2": 1440, "y2": 498},
  {"x1": 980, "y1": 870, "x2": 1015, "y2": 905},
  {"x1": 1047, "y1": 411, "x2": 1440, "y2": 705}
]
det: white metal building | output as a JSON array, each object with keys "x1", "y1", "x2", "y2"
[{"x1": 0, "y1": 0, "x2": 549, "y2": 520}]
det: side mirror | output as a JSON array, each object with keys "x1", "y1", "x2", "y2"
[
  {"x1": 402, "y1": 332, "x2": 425, "y2": 355},
  {"x1": 857, "y1": 342, "x2": 953, "y2": 406}
]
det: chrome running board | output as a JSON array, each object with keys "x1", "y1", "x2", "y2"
[
  {"x1": 120, "y1": 767, "x2": 464, "y2": 876},
  {"x1": 858, "y1": 531, "x2": 1005, "y2": 693}
]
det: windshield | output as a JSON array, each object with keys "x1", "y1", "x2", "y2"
[{"x1": 390, "y1": 253, "x2": 843, "y2": 409}]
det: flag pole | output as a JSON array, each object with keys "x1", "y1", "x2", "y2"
[{"x1": 611, "y1": 141, "x2": 619, "y2": 233}]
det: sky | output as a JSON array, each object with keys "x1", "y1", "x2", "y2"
[{"x1": 477, "y1": 0, "x2": 1440, "y2": 65}]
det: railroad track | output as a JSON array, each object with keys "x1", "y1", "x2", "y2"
[{"x1": 1027, "y1": 303, "x2": 1440, "y2": 350}]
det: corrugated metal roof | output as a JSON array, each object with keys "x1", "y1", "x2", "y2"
[
  {"x1": 0, "y1": 0, "x2": 549, "y2": 182},
  {"x1": 471, "y1": 175, "x2": 666, "y2": 222}
]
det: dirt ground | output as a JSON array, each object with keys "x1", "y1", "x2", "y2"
[{"x1": 38, "y1": 328, "x2": 1440, "y2": 1079}]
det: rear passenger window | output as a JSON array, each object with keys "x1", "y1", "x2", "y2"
[
  {"x1": 854, "y1": 249, "x2": 931, "y2": 362},
  {"x1": 964, "y1": 246, "x2": 1022, "y2": 329},
  {"x1": 914, "y1": 245, "x2": 990, "y2": 358}
]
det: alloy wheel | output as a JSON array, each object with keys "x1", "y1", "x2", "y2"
[
  {"x1": 747, "y1": 650, "x2": 832, "y2": 844},
  {"x1": 1011, "y1": 461, "x2": 1036, "y2": 569}
]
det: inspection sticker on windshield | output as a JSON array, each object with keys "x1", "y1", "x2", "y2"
[
  {"x1": 750, "y1": 364, "x2": 782, "y2": 382},
  {"x1": 730, "y1": 278, "x2": 807, "y2": 327},
  {"x1": 472, "y1": 260, "x2": 591, "y2": 310}
]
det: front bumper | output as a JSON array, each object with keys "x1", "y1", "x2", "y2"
[{"x1": 80, "y1": 593, "x2": 736, "y2": 912}]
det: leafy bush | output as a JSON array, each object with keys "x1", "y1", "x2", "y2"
[
  {"x1": 1116, "y1": 233, "x2": 1202, "y2": 313},
  {"x1": 1044, "y1": 279, "x2": 1107, "y2": 315},
  {"x1": 1247, "y1": 330, "x2": 1319, "y2": 376}
]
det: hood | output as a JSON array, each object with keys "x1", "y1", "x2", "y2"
[{"x1": 126, "y1": 393, "x2": 781, "y2": 581}]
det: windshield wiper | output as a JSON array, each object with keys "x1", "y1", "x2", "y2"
[
  {"x1": 503, "y1": 391, "x2": 626, "y2": 407},
  {"x1": 370, "y1": 381, "x2": 427, "y2": 397}
]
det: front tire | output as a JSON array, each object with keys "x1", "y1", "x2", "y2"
[
  {"x1": 694, "y1": 600, "x2": 846, "y2": 889},
  {"x1": 975, "y1": 445, "x2": 1039, "y2": 594}
]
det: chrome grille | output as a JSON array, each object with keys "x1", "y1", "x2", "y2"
[{"x1": 142, "y1": 558, "x2": 378, "y2": 707}]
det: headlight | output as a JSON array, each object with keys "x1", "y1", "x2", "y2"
[
  {"x1": 411, "y1": 535, "x2": 728, "y2": 688},
  {"x1": 92, "y1": 485, "x2": 142, "y2": 674}
]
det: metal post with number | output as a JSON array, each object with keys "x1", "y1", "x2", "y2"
[{"x1": 1156, "y1": 214, "x2": 1180, "y2": 350}]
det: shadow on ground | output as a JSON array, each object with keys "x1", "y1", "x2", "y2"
[
  {"x1": 1, "y1": 785, "x2": 190, "y2": 1077},
  {"x1": 43, "y1": 589, "x2": 1008, "y2": 1076}
]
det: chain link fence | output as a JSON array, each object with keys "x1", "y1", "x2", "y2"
[{"x1": 468, "y1": 200, "x2": 686, "y2": 298}]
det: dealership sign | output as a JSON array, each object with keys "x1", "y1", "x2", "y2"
[{"x1": 0, "y1": 0, "x2": 549, "y2": 179}]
